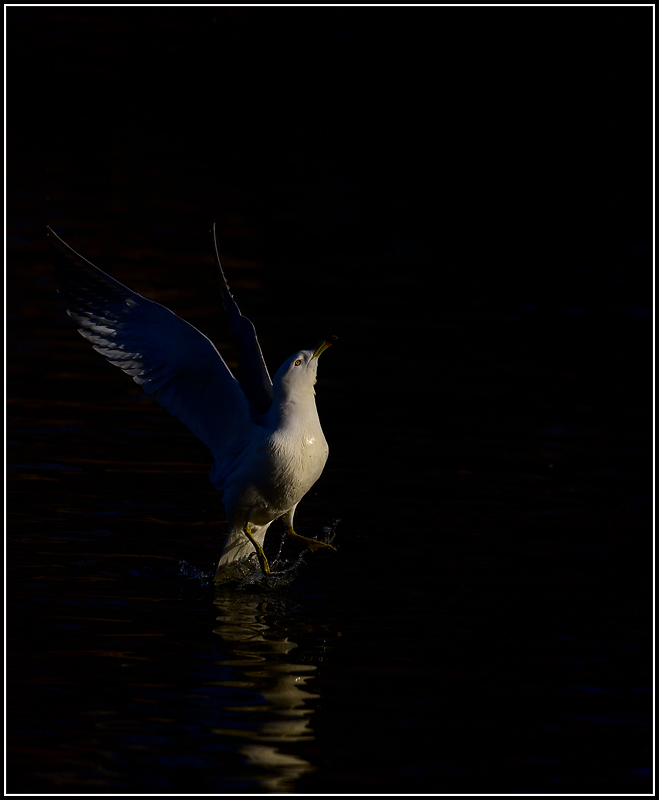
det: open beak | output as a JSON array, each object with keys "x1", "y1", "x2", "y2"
[{"x1": 311, "y1": 335, "x2": 338, "y2": 359}]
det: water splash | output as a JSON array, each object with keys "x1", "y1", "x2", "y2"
[
  {"x1": 178, "y1": 559, "x2": 214, "y2": 587},
  {"x1": 181, "y1": 519, "x2": 341, "y2": 590}
]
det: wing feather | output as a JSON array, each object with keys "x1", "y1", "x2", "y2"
[
  {"x1": 48, "y1": 226, "x2": 259, "y2": 486},
  {"x1": 211, "y1": 224, "x2": 273, "y2": 414}
]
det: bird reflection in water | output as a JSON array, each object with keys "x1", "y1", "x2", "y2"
[{"x1": 212, "y1": 593, "x2": 319, "y2": 792}]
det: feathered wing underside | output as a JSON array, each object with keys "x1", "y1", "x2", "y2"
[
  {"x1": 211, "y1": 223, "x2": 273, "y2": 415},
  {"x1": 48, "y1": 226, "x2": 258, "y2": 485}
]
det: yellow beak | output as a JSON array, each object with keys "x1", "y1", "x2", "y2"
[{"x1": 311, "y1": 335, "x2": 338, "y2": 359}]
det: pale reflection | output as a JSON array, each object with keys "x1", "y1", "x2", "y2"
[{"x1": 212, "y1": 593, "x2": 318, "y2": 792}]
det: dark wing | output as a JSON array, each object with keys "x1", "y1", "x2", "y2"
[
  {"x1": 49, "y1": 226, "x2": 258, "y2": 486},
  {"x1": 211, "y1": 223, "x2": 273, "y2": 414}
]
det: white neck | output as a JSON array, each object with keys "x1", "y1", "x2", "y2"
[{"x1": 266, "y1": 384, "x2": 320, "y2": 432}]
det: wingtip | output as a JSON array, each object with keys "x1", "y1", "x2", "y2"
[
  {"x1": 210, "y1": 223, "x2": 220, "y2": 261},
  {"x1": 46, "y1": 225, "x2": 66, "y2": 245},
  {"x1": 46, "y1": 225, "x2": 67, "y2": 252},
  {"x1": 212, "y1": 225, "x2": 233, "y2": 299}
]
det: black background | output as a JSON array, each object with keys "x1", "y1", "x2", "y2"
[
  {"x1": 7, "y1": 7, "x2": 653, "y2": 794},
  {"x1": 8, "y1": 8, "x2": 652, "y2": 425}
]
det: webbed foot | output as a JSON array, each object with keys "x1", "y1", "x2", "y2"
[{"x1": 286, "y1": 525, "x2": 337, "y2": 553}]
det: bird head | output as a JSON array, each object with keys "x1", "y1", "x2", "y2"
[{"x1": 273, "y1": 336, "x2": 337, "y2": 400}]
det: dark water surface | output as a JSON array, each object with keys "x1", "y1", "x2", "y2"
[{"x1": 7, "y1": 8, "x2": 653, "y2": 794}]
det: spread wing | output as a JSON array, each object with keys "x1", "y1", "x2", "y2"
[
  {"x1": 48, "y1": 226, "x2": 260, "y2": 486},
  {"x1": 211, "y1": 223, "x2": 273, "y2": 415}
]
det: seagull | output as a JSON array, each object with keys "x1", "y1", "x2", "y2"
[{"x1": 48, "y1": 224, "x2": 337, "y2": 582}]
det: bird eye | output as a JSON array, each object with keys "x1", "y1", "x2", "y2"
[{"x1": 294, "y1": 359, "x2": 302, "y2": 366}]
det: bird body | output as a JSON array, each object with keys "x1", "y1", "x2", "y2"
[
  {"x1": 48, "y1": 225, "x2": 336, "y2": 581},
  {"x1": 218, "y1": 350, "x2": 330, "y2": 568}
]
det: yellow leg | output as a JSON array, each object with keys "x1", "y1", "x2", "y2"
[
  {"x1": 286, "y1": 524, "x2": 337, "y2": 553},
  {"x1": 244, "y1": 521, "x2": 270, "y2": 575}
]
